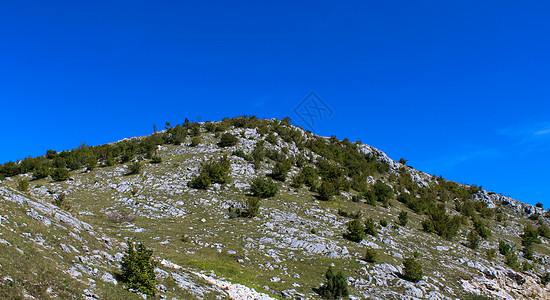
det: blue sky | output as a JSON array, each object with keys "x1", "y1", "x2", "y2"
[{"x1": 1, "y1": 1, "x2": 550, "y2": 206}]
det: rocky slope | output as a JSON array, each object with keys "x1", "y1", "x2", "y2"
[{"x1": 1, "y1": 117, "x2": 549, "y2": 299}]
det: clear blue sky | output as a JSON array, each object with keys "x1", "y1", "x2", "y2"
[{"x1": 1, "y1": 1, "x2": 550, "y2": 207}]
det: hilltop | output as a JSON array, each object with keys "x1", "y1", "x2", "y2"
[{"x1": 1, "y1": 116, "x2": 549, "y2": 299}]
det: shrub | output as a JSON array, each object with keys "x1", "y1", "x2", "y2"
[
  {"x1": 188, "y1": 172, "x2": 211, "y2": 190},
  {"x1": 218, "y1": 133, "x2": 238, "y2": 147},
  {"x1": 190, "y1": 136, "x2": 201, "y2": 147},
  {"x1": 202, "y1": 156, "x2": 230, "y2": 184},
  {"x1": 486, "y1": 249, "x2": 496, "y2": 261},
  {"x1": 32, "y1": 167, "x2": 50, "y2": 180},
  {"x1": 398, "y1": 211, "x2": 408, "y2": 226},
  {"x1": 498, "y1": 240, "x2": 511, "y2": 256},
  {"x1": 364, "y1": 248, "x2": 377, "y2": 263},
  {"x1": 53, "y1": 193, "x2": 71, "y2": 210},
  {"x1": 270, "y1": 160, "x2": 291, "y2": 182},
  {"x1": 16, "y1": 178, "x2": 29, "y2": 192},
  {"x1": 373, "y1": 180, "x2": 393, "y2": 205},
  {"x1": 317, "y1": 266, "x2": 349, "y2": 300},
  {"x1": 421, "y1": 204, "x2": 462, "y2": 239},
  {"x1": 541, "y1": 273, "x2": 550, "y2": 285},
  {"x1": 364, "y1": 189, "x2": 377, "y2": 206},
  {"x1": 536, "y1": 202, "x2": 544, "y2": 208},
  {"x1": 337, "y1": 209, "x2": 361, "y2": 219},
  {"x1": 467, "y1": 230, "x2": 480, "y2": 250},
  {"x1": 538, "y1": 225, "x2": 550, "y2": 238},
  {"x1": 126, "y1": 162, "x2": 143, "y2": 175},
  {"x1": 51, "y1": 167, "x2": 70, "y2": 182},
  {"x1": 345, "y1": 219, "x2": 365, "y2": 243},
  {"x1": 232, "y1": 149, "x2": 252, "y2": 161},
  {"x1": 402, "y1": 257, "x2": 423, "y2": 282},
  {"x1": 249, "y1": 177, "x2": 278, "y2": 198},
  {"x1": 150, "y1": 156, "x2": 162, "y2": 164},
  {"x1": 521, "y1": 225, "x2": 541, "y2": 248},
  {"x1": 265, "y1": 133, "x2": 278, "y2": 144},
  {"x1": 472, "y1": 218, "x2": 490, "y2": 239},
  {"x1": 380, "y1": 219, "x2": 388, "y2": 227},
  {"x1": 116, "y1": 242, "x2": 157, "y2": 297},
  {"x1": 364, "y1": 218, "x2": 378, "y2": 237},
  {"x1": 505, "y1": 251, "x2": 519, "y2": 270},
  {"x1": 245, "y1": 197, "x2": 260, "y2": 218},
  {"x1": 318, "y1": 180, "x2": 337, "y2": 201}
]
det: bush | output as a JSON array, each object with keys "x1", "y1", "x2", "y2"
[
  {"x1": 467, "y1": 230, "x2": 480, "y2": 250},
  {"x1": 486, "y1": 249, "x2": 496, "y2": 261},
  {"x1": 32, "y1": 167, "x2": 50, "y2": 180},
  {"x1": 126, "y1": 162, "x2": 143, "y2": 175},
  {"x1": 421, "y1": 204, "x2": 462, "y2": 239},
  {"x1": 16, "y1": 178, "x2": 29, "y2": 192},
  {"x1": 398, "y1": 210, "x2": 408, "y2": 226},
  {"x1": 498, "y1": 240, "x2": 511, "y2": 256},
  {"x1": 249, "y1": 177, "x2": 278, "y2": 198},
  {"x1": 521, "y1": 224, "x2": 541, "y2": 248},
  {"x1": 364, "y1": 218, "x2": 378, "y2": 237},
  {"x1": 538, "y1": 225, "x2": 550, "y2": 238},
  {"x1": 190, "y1": 136, "x2": 201, "y2": 147},
  {"x1": 536, "y1": 202, "x2": 544, "y2": 208},
  {"x1": 270, "y1": 160, "x2": 291, "y2": 182},
  {"x1": 317, "y1": 266, "x2": 349, "y2": 300},
  {"x1": 151, "y1": 156, "x2": 162, "y2": 164},
  {"x1": 245, "y1": 197, "x2": 261, "y2": 218},
  {"x1": 116, "y1": 242, "x2": 157, "y2": 297},
  {"x1": 337, "y1": 209, "x2": 361, "y2": 219},
  {"x1": 541, "y1": 273, "x2": 550, "y2": 285},
  {"x1": 232, "y1": 149, "x2": 252, "y2": 161},
  {"x1": 53, "y1": 193, "x2": 71, "y2": 210},
  {"x1": 318, "y1": 180, "x2": 337, "y2": 201},
  {"x1": 380, "y1": 219, "x2": 388, "y2": 227},
  {"x1": 402, "y1": 257, "x2": 423, "y2": 282},
  {"x1": 373, "y1": 180, "x2": 393, "y2": 205},
  {"x1": 51, "y1": 167, "x2": 70, "y2": 182},
  {"x1": 218, "y1": 133, "x2": 238, "y2": 147},
  {"x1": 345, "y1": 219, "x2": 365, "y2": 243},
  {"x1": 364, "y1": 248, "x2": 377, "y2": 263},
  {"x1": 188, "y1": 172, "x2": 211, "y2": 189},
  {"x1": 472, "y1": 218, "x2": 490, "y2": 239}
]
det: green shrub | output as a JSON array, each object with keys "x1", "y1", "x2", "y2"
[
  {"x1": 398, "y1": 210, "x2": 408, "y2": 226},
  {"x1": 472, "y1": 218, "x2": 490, "y2": 239},
  {"x1": 150, "y1": 156, "x2": 162, "y2": 164},
  {"x1": 16, "y1": 178, "x2": 29, "y2": 192},
  {"x1": 270, "y1": 160, "x2": 291, "y2": 182},
  {"x1": 51, "y1": 168, "x2": 70, "y2": 182},
  {"x1": 265, "y1": 133, "x2": 278, "y2": 144},
  {"x1": 505, "y1": 251, "x2": 519, "y2": 270},
  {"x1": 364, "y1": 189, "x2": 377, "y2": 206},
  {"x1": 249, "y1": 177, "x2": 278, "y2": 198},
  {"x1": 467, "y1": 230, "x2": 480, "y2": 250},
  {"x1": 373, "y1": 180, "x2": 393, "y2": 205},
  {"x1": 126, "y1": 162, "x2": 143, "y2": 175},
  {"x1": 538, "y1": 225, "x2": 550, "y2": 238},
  {"x1": 536, "y1": 202, "x2": 544, "y2": 208},
  {"x1": 190, "y1": 136, "x2": 201, "y2": 147},
  {"x1": 232, "y1": 149, "x2": 252, "y2": 161},
  {"x1": 218, "y1": 133, "x2": 238, "y2": 147},
  {"x1": 53, "y1": 193, "x2": 71, "y2": 210},
  {"x1": 188, "y1": 172, "x2": 211, "y2": 189},
  {"x1": 364, "y1": 218, "x2": 378, "y2": 237},
  {"x1": 317, "y1": 266, "x2": 349, "y2": 300},
  {"x1": 345, "y1": 219, "x2": 365, "y2": 243},
  {"x1": 364, "y1": 248, "x2": 377, "y2": 263},
  {"x1": 498, "y1": 240, "x2": 511, "y2": 256},
  {"x1": 421, "y1": 204, "x2": 462, "y2": 239},
  {"x1": 380, "y1": 219, "x2": 388, "y2": 227},
  {"x1": 32, "y1": 167, "x2": 50, "y2": 180},
  {"x1": 116, "y1": 242, "x2": 157, "y2": 297},
  {"x1": 318, "y1": 180, "x2": 337, "y2": 201},
  {"x1": 521, "y1": 225, "x2": 541, "y2": 248},
  {"x1": 402, "y1": 257, "x2": 423, "y2": 282},
  {"x1": 541, "y1": 273, "x2": 550, "y2": 285},
  {"x1": 245, "y1": 197, "x2": 261, "y2": 218},
  {"x1": 486, "y1": 249, "x2": 496, "y2": 261},
  {"x1": 337, "y1": 209, "x2": 361, "y2": 219},
  {"x1": 202, "y1": 156, "x2": 231, "y2": 184}
]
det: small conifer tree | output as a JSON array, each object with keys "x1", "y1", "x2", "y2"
[{"x1": 116, "y1": 242, "x2": 157, "y2": 296}]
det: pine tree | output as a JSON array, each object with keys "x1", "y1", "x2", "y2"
[{"x1": 116, "y1": 242, "x2": 157, "y2": 296}]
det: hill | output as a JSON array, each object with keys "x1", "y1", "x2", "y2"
[{"x1": 1, "y1": 116, "x2": 549, "y2": 299}]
